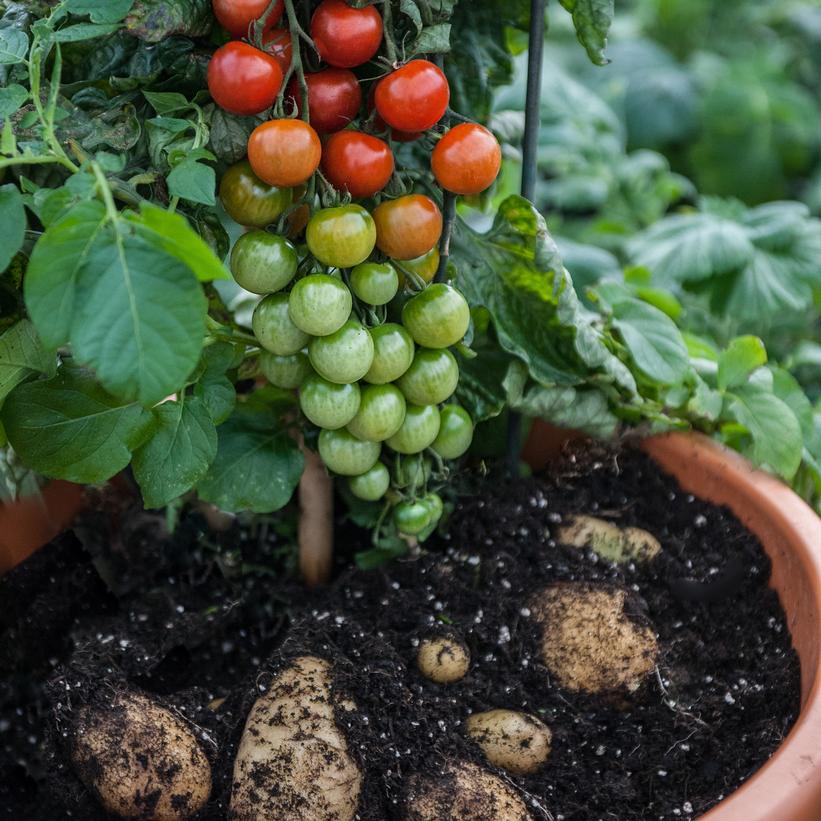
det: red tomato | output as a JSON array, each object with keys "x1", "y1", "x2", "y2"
[
  {"x1": 207, "y1": 42, "x2": 283, "y2": 116},
  {"x1": 432, "y1": 123, "x2": 502, "y2": 195},
  {"x1": 373, "y1": 194, "x2": 442, "y2": 259},
  {"x1": 248, "y1": 119, "x2": 322, "y2": 187},
  {"x1": 322, "y1": 131, "x2": 394, "y2": 198},
  {"x1": 262, "y1": 27, "x2": 292, "y2": 72},
  {"x1": 374, "y1": 60, "x2": 449, "y2": 132},
  {"x1": 310, "y1": 0, "x2": 383, "y2": 68},
  {"x1": 287, "y1": 68, "x2": 362, "y2": 134},
  {"x1": 366, "y1": 86, "x2": 421, "y2": 142},
  {"x1": 212, "y1": 0, "x2": 283, "y2": 37}
]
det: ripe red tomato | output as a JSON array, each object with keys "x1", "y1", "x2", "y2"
[
  {"x1": 207, "y1": 42, "x2": 283, "y2": 116},
  {"x1": 212, "y1": 0, "x2": 283, "y2": 37},
  {"x1": 262, "y1": 27, "x2": 292, "y2": 72},
  {"x1": 366, "y1": 86, "x2": 421, "y2": 142},
  {"x1": 373, "y1": 194, "x2": 442, "y2": 260},
  {"x1": 248, "y1": 119, "x2": 322, "y2": 187},
  {"x1": 287, "y1": 68, "x2": 362, "y2": 134},
  {"x1": 374, "y1": 60, "x2": 449, "y2": 132},
  {"x1": 432, "y1": 123, "x2": 501, "y2": 195},
  {"x1": 321, "y1": 131, "x2": 394, "y2": 198},
  {"x1": 310, "y1": 0, "x2": 383, "y2": 68}
]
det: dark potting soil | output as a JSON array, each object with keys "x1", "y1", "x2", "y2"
[{"x1": 0, "y1": 445, "x2": 801, "y2": 820}]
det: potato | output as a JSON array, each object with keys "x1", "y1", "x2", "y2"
[
  {"x1": 405, "y1": 761, "x2": 531, "y2": 820},
  {"x1": 466, "y1": 709, "x2": 552, "y2": 775},
  {"x1": 229, "y1": 655, "x2": 361, "y2": 821},
  {"x1": 530, "y1": 582, "x2": 658, "y2": 694},
  {"x1": 557, "y1": 515, "x2": 661, "y2": 563},
  {"x1": 417, "y1": 635, "x2": 470, "y2": 683},
  {"x1": 70, "y1": 690, "x2": 211, "y2": 821}
]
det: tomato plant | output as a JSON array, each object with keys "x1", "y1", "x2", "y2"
[
  {"x1": 310, "y1": 0, "x2": 384, "y2": 68},
  {"x1": 375, "y1": 60, "x2": 450, "y2": 132},
  {"x1": 308, "y1": 319, "x2": 375, "y2": 384},
  {"x1": 373, "y1": 195, "x2": 443, "y2": 260},
  {"x1": 288, "y1": 68, "x2": 362, "y2": 134},
  {"x1": 212, "y1": 0, "x2": 283, "y2": 36},
  {"x1": 386, "y1": 404, "x2": 441, "y2": 454},
  {"x1": 248, "y1": 119, "x2": 322, "y2": 187},
  {"x1": 432, "y1": 405, "x2": 474, "y2": 459},
  {"x1": 321, "y1": 132, "x2": 395, "y2": 199},
  {"x1": 219, "y1": 160, "x2": 292, "y2": 228},
  {"x1": 300, "y1": 375, "x2": 361, "y2": 429},
  {"x1": 263, "y1": 28, "x2": 293, "y2": 71},
  {"x1": 364, "y1": 324, "x2": 415, "y2": 384},
  {"x1": 305, "y1": 205, "x2": 377, "y2": 267},
  {"x1": 230, "y1": 231, "x2": 298, "y2": 294},
  {"x1": 402, "y1": 284, "x2": 470, "y2": 349},
  {"x1": 432, "y1": 124, "x2": 502, "y2": 195},
  {"x1": 260, "y1": 351, "x2": 313, "y2": 389},
  {"x1": 395, "y1": 348, "x2": 459, "y2": 406},
  {"x1": 350, "y1": 263, "x2": 399, "y2": 306},
  {"x1": 318, "y1": 429, "x2": 381, "y2": 476},
  {"x1": 348, "y1": 462, "x2": 390, "y2": 501},
  {"x1": 207, "y1": 42, "x2": 284, "y2": 116},
  {"x1": 289, "y1": 275, "x2": 352, "y2": 336},
  {"x1": 253, "y1": 293, "x2": 310, "y2": 355},
  {"x1": 347, "y1": 385, "x2": 407, "y2": 442}
]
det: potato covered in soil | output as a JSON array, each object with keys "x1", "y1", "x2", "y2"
[
  {"x1": 465, "y1": 709, "x2": 552, "y2": 775},
  {"x1": 229, "y1": 655, "x2": 361, "y2": 821},
  {"x1": 416, "y1": 634, "x2": 470, "y2": 683},
  {"x1": 557, "y1": 514, "x2": 661, "y2": 564},
  {"x1": 531, "y1": 582, "x2": 658, "y2": 694},
  {"x1": 405, "y1": 761, "x2": 531, "y2": 820},
  {"x1": 70, "y1": 690, "x2": 211, "y2": 821}
]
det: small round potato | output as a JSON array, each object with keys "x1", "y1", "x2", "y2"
[
  {"x1": 417, "y1": 635, "x2": 470, "y2": 684},
  {"x1": 466, "y1": 709, "x2": 552, "y2": 775},
  {"x1": 557, "y1": 515, "x2": 661, "y2": 564},
  {"x1": 530, "y1": 582, "x2": 658, "y2": 694},
  {"x1": 230, "y1": 655, "x2": 361, "y2": 821},
  {"x1": 405, "y1": 761, "x2": 531, "y2": 820},
  {"x1": 70, "y1": 690, "x2": 211, "y2": 821}
]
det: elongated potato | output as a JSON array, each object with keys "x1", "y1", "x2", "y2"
[
  {"x1": 530, "y1": 582, "x2": 658, "y2": 694},
  {"x1": 229, "y1": 655, "x2": 361, "y2": 821},
  {"x1": 466, "y1": 709, "x2": 552, "y2": 775},
  {"x1": 417, "y1": 635, "x2": 470, "y2": 683},
  {"x1": 70, "y1": 690, "x2": 211, "y2": 821},
  {"x1": 405, "y1": 761, "x2": 531, "y2": 820},
  {"x1": 557, "y1": 515, "x2": 661, "y2": 563}
]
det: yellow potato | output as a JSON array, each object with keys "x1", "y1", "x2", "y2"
[
  {"x1": 530, "y1": 582, "x2": 658, "y2": 694},
  {"x1": 557, "y1": 515, "x2": 661, "y2": 563},
  {"x1": 230, "y1": 655, "x2": 361, "y2": 821},
  {"x1": 405, "y1": 761, "x2": 531, "y2": 820},
  {"x1": 417, "y1": 635, "x2": 470, "y2": 683},
  {"x1": 466, "y1": 709, "x2": 552, "y2": 775},
  {"x1": 70, "y1": 690, "x2": 211, "y2": 821}
]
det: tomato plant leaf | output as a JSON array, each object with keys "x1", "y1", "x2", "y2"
[
  {"x1": 167, "y1": 159, "x2": 216, "y2": 206},
  {"x1": 454, "y1": 344, "x2": 510, "y2": 423},
  {"x1": 132, "y1": 396, "x2": 217, "y2": 508},
  {"x1": 0, "y1": 184, "x2": 26, "y2": 273},
  {"x1": 0, "y1": 84, "x2": 28, "y2": 119},
  {"x1": 65, "y1": 0, "x2": 136, "y2": 23},
  {"x1": 196, "y1": 408, "x2": 304, "y2": 513},
  {"x1": 412, "y1": 23, "x2": 451, "y2": 54},
  {"x1": 208, "y1": 108, "x2": 257, "y2": 165},
  {"x1": 1, "y1": 367, "x2": 155, "y2": 484},
  {"x1": 0, "y1": 29, "x2": 28, "y2": 65},
  {"x1": 54, "y1": 23, "x2": 122, "y2": 42},
  {"x1": 0, "y1": 321, "x2": 56, "y2": 406},
  {"x1": 717, "y1": 336, "x2": 767, "y2": 391},
  {"x1": 559, "y1": 0, "x2": 614, "y2": 66},
  {"x1": 193, "y1": 342, "x2": 237, "y2": 424},
  {"x1": 125, "y1": 0, "x2": 213, "y2": 43}
]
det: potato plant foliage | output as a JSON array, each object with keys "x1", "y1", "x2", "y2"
[{"x1": 0, "y1": 0, "x2": 817, "y2": 551}]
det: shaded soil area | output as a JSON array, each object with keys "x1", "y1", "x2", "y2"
[{"x1": 0, "y1": 445, "x2": 801, "y2": 820}]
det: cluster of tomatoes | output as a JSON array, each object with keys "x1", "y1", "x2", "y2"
[{"x1": 209, "y1": 0, "x2": 502, "y2": 537}]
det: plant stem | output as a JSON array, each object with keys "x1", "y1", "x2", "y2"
[
  {"x1": 435, "y1": 191, "x2": 456, "y2": 282},
  {"x1": 278, "y1": 0, "x2": 311, "y2": 121},
  {"x1": 382, "y1": 0, "x2": 398, "y2": 63},
  {"x1": 0, "y1": 154, "x2": 75, "y2": 171},
  {"x1": 91, "y1": 162, "x2": 119, "y2": 222}
]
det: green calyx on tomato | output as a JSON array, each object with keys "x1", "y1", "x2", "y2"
[
  {"x1": 364, "y1": 323, "x2": 415, "y2": 384},
  {"x1": 219, "y1": 160, "x2": 292, "y2": 229},
  {"x1": 402, "y1": 283, "x2": 470, "y2": 349},
  {"x1": 306, "y1": 204, "x2": 377, "y2": 268},
  {"x1": 348, "y1": 461, "x2": 390, "y2": 501},
  {"x1": 318, "y1": 428, "x2": 381, "y2": 476},
  {"x1": 386, "y1": 403, "x2": 441, "y2": 454},
  {"x1": 259, "y1": 350, "x2": 313, "y2": 389},
  {"x1": 347, "y1": 384, "x2": 406, "y2": 442},
  {"x1": 288, "y1": 274, "x2": 352, "y2": 336},
  {"x1": 230, "y1": 231, "x2": 298, "y2": 295},
  {"x1": 308, "y1": 319, "x2": 375, "y2": 384},
  {"x1": 431, "y1": 404, "x2": 474, "y2": 460},
  {"x1": 350, "y1": 262, "x2": 399, "y2": 306},
  {"x1": 300, "y1": 373, "x2": 361, "y2": 429},
  {"x1": 396, "y1": 347, "x2": 459, "y2": 406},
  {"x1": 252, "y1": 292, "x2": 310, "y2": 355}
]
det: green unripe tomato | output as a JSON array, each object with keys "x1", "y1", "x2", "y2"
[
  {"x1": 219, "y1": 159, "x2": 292, "y2": 228},
  {"x1": 364, "y1": 323, "x2": 415, "y2": 384},
  {"x1": 300, "y1": 374, "x2": 361, "y2": 429},
  {"x1": 230, "y1": 231, "x2": 299, "y2": 294},
  {"x1": 318, "y1": 428, "x2": 381, "y2": 476},
  {"x1": 398, "y1": 247, "x2": 439, "y2": 285},
  {"x1": 396, "y1": 347, "x2": 459, "y2": 406},
  {"x1": 421, "y1": 492, "x2": 444, "y2": 527},
  {"x1": 288, "y1": 274, "x2": 352, "y2": 336},
  {"x1": 252, "y1": 292, "x2": 311, "y2": 356},
  {"x1": 259, "y1": 351, "x2": 312, "y2": 389},
  {"x1": 347, "y1": 384, "x2": 406, "y2": 442},
  {"x1": 348, "y1": 462, "x2": 390, "y2": 501},
  {"x1": 402, "y1": 283, "x2": 470, "y2": 349},
  {"x1": 432, "y1": 405, "x2": 474, "y2": 459},
  {"x1": 306, "y1": 205, "x2": 377, "y2": 268},
  {"x1": 394, "y1": 500, "x2": 431, "y2": 535},
  {"x1": 350, "y1": 262, "x2": 399, "y2": 305},
  {"x1": 386, "y1": 404, "x2": 441, "y2": 454},
  {"x1": 309, "y1": 319, "x2": 374, "y2": 384},
  {"x1": 395, "y1": 454, "x2": 432, "y2": 488}
]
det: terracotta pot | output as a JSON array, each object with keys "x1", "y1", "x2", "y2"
[{"x1": 525, "y1": 422, "x2": 821, "y2": 820}]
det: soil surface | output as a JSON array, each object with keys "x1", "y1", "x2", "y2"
[{"x1": 0, "y1": 444, "x2": 801, "y2": 820}]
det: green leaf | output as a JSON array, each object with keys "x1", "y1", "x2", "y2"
[
  {"x1": 65, "y1": 0, "x2": 135, "y2": 23},
  {"x1": 0, "y1": 29, "x2": 28, "y2": 65},
  {"x1": 127, "y1": 203, "x2": 229, "y2": 282},
  {"x1": 132, "y1": 396, "x2": 217, "y2": 508},
  {"x1": 208, "y1": 108, "x2": 258, "y2": 165},
  {"x1": 400, "y1": 0, "x2": 423, "y2": 32},
  {"x1": 0, "y1": 84, "x2": 28, "y2": 119},
  {"x1": 196, "y1": 408, "x2": 304, "y2": 513},
  {"x1": 717, "y1": 336, "x2": 767, "y2": 391},
  {"x1": 143, "y1": 91, "x2": 193, "y2": 115},
  {"x1": 0, "y1": 321, "x2": 56, "y2": 406},
  {"x1": 125, "y1": 0, "x2": 213, "y2": 42},
  {"x1": 0, "y1": 185, "x2": 25, "y2": 272},
  {"x1": 54, "y1": 23, "x2": 122, "y2": 42},
  {"x1": 686, "y1": 374, "x2": 723, "y2": 422},
  {"x1": 559, "y1": 0, "x2": 614, "y2": 66},
  {"x1": 412, "y1": 23, "x2": 452, "y2": 54},
  {"x1": 454, "y1": 344, "x2": 510, "y2": 423},
  {"x1": 25, "y1": 202, "x2": 207, "y2": 406},
  {"x1": 728, "y1": 384, "x2": 803, "y2": 480},
  {"x1": 1, "y1": 367, "x2": 155, "y2": 484},
  {"x1": 166, "y1": 159, "x2": 216, "y2": 206},
  {"x1": 611, "y1": 299, "x2": 689, "y2": 385},
  {"x1": 193, "y1": 342, "x2": 237, "y2": 424}
]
